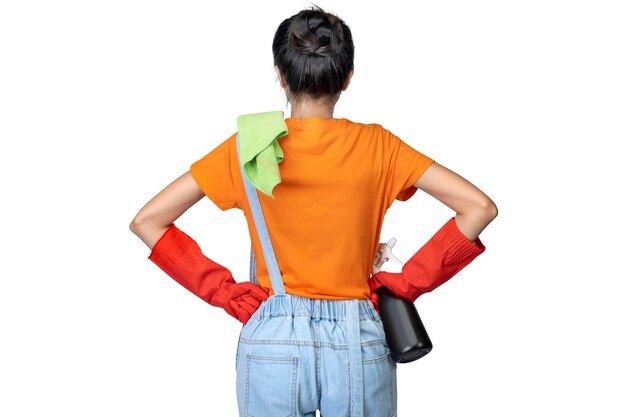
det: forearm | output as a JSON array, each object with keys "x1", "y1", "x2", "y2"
[
  {"x1": 138, "y1": 222, "x2": 268, "y2": 324},
  {"x1": 402, "y1": 213, "x2": 491, "y2": 297},
  {"x1": 144, "y1": 223, "x2": 234, "y2": 306},
  {"x1": 370, "y1": 212, "x2": 491, "y2": 302}
]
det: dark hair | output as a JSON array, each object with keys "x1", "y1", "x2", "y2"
[{"x1": 272, "y1": 5, "x2": 354, "y2": 103}]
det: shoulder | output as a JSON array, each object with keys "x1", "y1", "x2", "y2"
[
  {"x1": 213, "y1": 131, "x2": 239, "y2": 156},
  {"x1": 343, "y1": 119, "x2": 392, "y2": 138}
]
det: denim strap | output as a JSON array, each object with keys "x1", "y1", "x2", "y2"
[{"x1": 236, "y1": 133, "x2": 286, "y2": 296}]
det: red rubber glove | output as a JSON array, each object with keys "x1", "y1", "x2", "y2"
[
  {"x1": 368, "y1": 216, "x2": 486, "y2": 306},
  {"x1": 148, "y1": 223, "x2": 269, "y2": 324},
  {"x1": 369, "y1": 291, "x2": 381, "y2": 316}
]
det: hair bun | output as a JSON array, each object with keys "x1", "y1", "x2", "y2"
[
  {"x1": 309, "y1": 16, "x2": 332, "y2": 47},
  {"x1": 289, "y1": 10, "x2": 343, "y2": 57}
]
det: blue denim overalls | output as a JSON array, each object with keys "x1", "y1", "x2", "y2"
[{"x1": 234, "y1": 133, "x2": 398, "y2": 417}]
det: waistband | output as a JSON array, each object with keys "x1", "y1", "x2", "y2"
[{"x1": 250, "y1": 293, "x2": 380, "y2": 322}]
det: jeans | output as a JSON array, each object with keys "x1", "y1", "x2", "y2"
[{"x1": 235, "y1": 293, "x2": 398, "y2": 417}]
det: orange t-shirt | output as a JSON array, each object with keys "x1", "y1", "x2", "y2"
[{"x1": 190, "y1": 117, "x2": 435, "y2": 300}]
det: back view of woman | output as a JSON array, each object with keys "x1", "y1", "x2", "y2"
[{"x1": 130, "y1": 6, "x2": 497, "y2": 417}]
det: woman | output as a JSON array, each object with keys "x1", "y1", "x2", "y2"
[{"x1": 130, "y1": 6, "x2": 497, "y2": 417}]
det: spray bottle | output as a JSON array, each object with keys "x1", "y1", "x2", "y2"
[{"x1": 372, "y1": 238, "x2": 433, "y2": 363}]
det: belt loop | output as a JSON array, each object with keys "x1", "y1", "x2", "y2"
[{"x1": 313, "y1": 299, "x2": 321, "y2": 321}]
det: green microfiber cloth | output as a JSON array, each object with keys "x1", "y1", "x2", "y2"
[{"x1": 237, "y1": 110, "x2": 288, "y2": 199}]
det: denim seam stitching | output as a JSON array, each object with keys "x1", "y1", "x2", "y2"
[
  {"x1": 347, "y1": 347, "x2": 352, "y2": 417},
  {"x1": 239, "y1": 337, "x2": 386, "y2": 349},
  {"x1": 245, "y1": 353, "x2": 251, "y2": 416},
  {"x1": 291, "y1": 357, "x2": 298, "y2": 417},
  {"x1": 362, "y1": 352, "x2": 392, "y2": 365},
  {"x1": 387, "y1": 355, "x2": 394, "y2": 417}
]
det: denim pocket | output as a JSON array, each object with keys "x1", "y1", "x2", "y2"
[
  {"x1": 362, "y1": 343, "x2": 394, "y2": 417},
  {"x1": 361, "y1": 318, "x2": 395, "y2": 417},
  {"x1": 244, "y1": 354, "x2": 299, "y2": 417}
]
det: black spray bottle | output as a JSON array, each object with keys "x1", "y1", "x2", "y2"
[{"x1": 372, "y1": 238, "x2": 433, "y2": 363}]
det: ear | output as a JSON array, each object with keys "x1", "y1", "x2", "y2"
[
  {"x1": 274, "y1": 65, "x2": 288, "y2": 89},
  {"x1": 342, "y1": 69, "x2": 354, "y2": 91}
]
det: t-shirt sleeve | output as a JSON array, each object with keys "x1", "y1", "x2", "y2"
[
  {"x1": 382, "y1": 126, "x2": 436, "y2": 204},
  {"x1": 189, "y1": 132, "x2": 240, "y2": 211}
]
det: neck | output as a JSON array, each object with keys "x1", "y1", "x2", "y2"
[{"x1": 289, "y1": 95, "x2": 338, "y2": 119}]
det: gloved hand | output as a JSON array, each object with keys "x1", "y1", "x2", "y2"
[
  {"x1": 368, "y1": 216, "x2": 486, "y2": 303},
  {"x1": 148, "y1": 223, "x2": 269, "y2": 324}
]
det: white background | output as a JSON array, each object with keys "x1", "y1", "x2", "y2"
[{"x1": 1, "y1": 0, "x2": 624, "y2": 416}]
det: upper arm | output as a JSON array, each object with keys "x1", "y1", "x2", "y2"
[
  {"x1": 413, "y1": 162, "x2": 496, "y2": 214},
  {"x1": 131, "y1": 170, "x2": 205, "y2": 227},
  {"x1": 133, "y1": 132, "x2": 240, "y2": 230},
  {"x1": 189, "y1": 133, "x2": 240, "y2": 211},
  {"x1": 382, "y1": 127, "x2": 436, "y2": 205}
]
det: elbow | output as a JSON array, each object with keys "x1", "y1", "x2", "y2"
[
  {"x1": 129, "y1": 215, "x2": 144, "y2": 234},
  {"x1": 480, "y1": 198, "x2": 498, "y2": 220},
  {"x1": 129, "y1": 219, "x2": 138, "y2": 234},
  {"x1": 458, "y1": 199, "x2": 498, "y2": 221}
]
